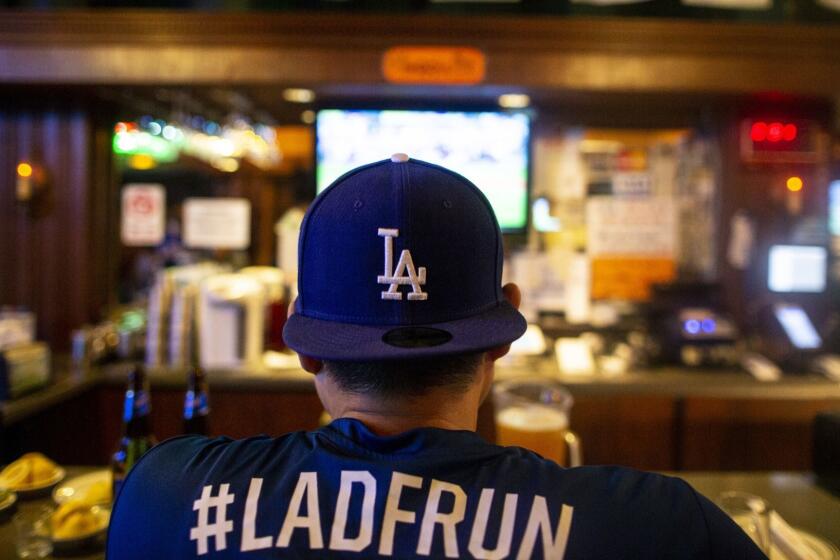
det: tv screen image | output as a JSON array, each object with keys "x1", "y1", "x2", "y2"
[
  {"x1": 768, "y1": 245, "x2": 827, "y2": 293},
  {"x1": 316, "y1": 109, "x2": 530, "y2": 231},
  {"x1": 773, "y1": 304, "x2": 822, "y2": 350}
]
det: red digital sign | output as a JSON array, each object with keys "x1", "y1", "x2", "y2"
[
  {"x1": 741, "y1": 119, "x2": 821, "y2": 163},
  {"x1": 750, "y1": 121, "x2": 797, "y2": 143}
]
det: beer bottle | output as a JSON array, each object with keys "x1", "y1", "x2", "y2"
[
  {"x1": 183, "y1": 364, "x2": 210, "y2": 436},
  {"x1": 111, "y1": 364, "x2": 157, "y2": 498}
]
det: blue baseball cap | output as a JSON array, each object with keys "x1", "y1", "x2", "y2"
[{"x1": 283, "y1": 154, "x2": 527, "y2": 361}]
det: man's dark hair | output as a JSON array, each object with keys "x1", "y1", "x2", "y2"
[{"x1": 323, "y1": 352, "x2": 485, "y2": 399}]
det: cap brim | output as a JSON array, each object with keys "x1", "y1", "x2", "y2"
[{"x1": 283, "y1": 300, "x2": 527, "y2": 361}]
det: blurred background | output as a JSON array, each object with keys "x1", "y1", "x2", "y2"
[{"x1": 1, "y1": 0, "x2": 840, "y2": 482}]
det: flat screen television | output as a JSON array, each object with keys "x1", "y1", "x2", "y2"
[
  {"x1": 315, "y1": 109, "x2": 530, "y2": 231},
  {"x1": 768, "y1": 245, "x2": 827, "y2": 293}
]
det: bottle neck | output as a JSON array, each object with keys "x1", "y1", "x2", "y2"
[
  {"x1": 184, "y1": 367, "x2": 209, "y2": 420},
  {"x1": 123, "y1": 386, "x2": 153, "y2": 437},
  {"x1": 183, "y1": 388, "x2": 209, "y2": 419}
]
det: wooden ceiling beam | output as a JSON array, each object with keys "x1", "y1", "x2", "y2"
[{"x1": 1, "y1": 11, "x2": 839, "y2": 96}]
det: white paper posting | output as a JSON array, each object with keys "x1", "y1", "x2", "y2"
[
  {"x1": 727, "y1": 212, "x2": 755, "y2": 270},
  {"x1": 612, "y1": 172, "x2": 652, "y2": 197},
  {"x1": 587, "y1": 197, "x2": 676, "y2": 257},
  {"x1": 121, "y1": 184, "x2": 165, "y2": 246},
  {"x1": 565, "y1": 252, "x2": 591, "y2": 324},
  {"x1": 183, "y1": 198, "x2": 251, "y2": 250}
]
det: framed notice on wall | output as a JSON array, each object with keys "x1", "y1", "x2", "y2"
[
  {"x1": 587, "y1": 196, "x2": 677, "y2": 301},
  {"x1": 183, "y1": 198, "x2": 251, "y2": 250},
  {"x1": 587, "y1": 197, "x2": 676, "y2": 257},
  {"x1": 121, "y1": 184, "x2": 165, "y2": 247}
]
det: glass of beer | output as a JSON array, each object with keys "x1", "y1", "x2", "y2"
[
  {"x1": 717, "y1": 492, "x2": 772, "y2": 554},
  {"x1": 493, "y1": 379, "x2": 582, "y2": 467}
]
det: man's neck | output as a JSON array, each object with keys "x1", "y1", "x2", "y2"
[
  {"x1": 315, "y1": 374, "x2": 484, "y2": 436},
  {"x1": 338, "y1": 405, "x2": 477, "y2": 436}
]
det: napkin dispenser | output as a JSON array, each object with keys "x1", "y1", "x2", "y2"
[
  {"x1": 198, "y1": 274, "x2": 266, "y2": 369},
  {"x1": 0, "y1": 342, "x2": 51, "y2": 400}
]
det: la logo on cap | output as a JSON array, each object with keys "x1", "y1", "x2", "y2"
[{"x1": 377, "y1": 228, "x2": 427, "y2": 301}]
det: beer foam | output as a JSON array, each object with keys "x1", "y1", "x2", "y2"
[{"x1": 497, "y1": 405, "x2": 569, "y2": 431}]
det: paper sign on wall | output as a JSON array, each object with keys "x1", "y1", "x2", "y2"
[
  {"x1": 183, "y1": 198, "x2": 251, "y2": 250},
  {"x1": 587, "y1": 197, "x2": 676, "y2": 301},
  {"x1": 612, "y1": 172, "x2": 652, "y2": 196},
  {"x1": 121, "y1": 184, "x2": 165, "y2": 246},
  {"x1": 591, "y1": 257, "x2": 676, "y2": 301},
  {"x1": 587, "y1": 197, "x2": 676, "y2": 257}
]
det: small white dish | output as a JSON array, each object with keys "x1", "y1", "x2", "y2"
[{"x1": 52, "y1": 470, "x2": 111, "y2": 505}]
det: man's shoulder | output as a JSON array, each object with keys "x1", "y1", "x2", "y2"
[
  {"x1": 125, "y1": 429, "x2": 683, "y2": 497},
  {"x1": 138, "y1": 432, "x2": 290, "y2": 461},
  {"x1": 477, "y1": 441, "x2": 686, "y2": 496},
  {"x1": 127, "y1": 430, "x2": 313, "y2": 480}
]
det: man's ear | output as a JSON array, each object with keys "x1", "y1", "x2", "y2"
[
  {"x1": 288, "y1": 297, "x2": 323, "y2": 373},
  {"x1": 487, "y1": 344, "x2": 511, "y2": 362},
  {"x1": 487, "y1": 282, "x2": 522, "y2": 362},
  {"x1": 298, "y1": 354, "x2": 323, "y2": 374},
  {"x1": 502, "y1": 282, "x2": 521, "y2": 311}
]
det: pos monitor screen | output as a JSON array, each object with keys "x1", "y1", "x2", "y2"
[
  {"x1": 773, "y1": 304, "x2": 822, "y2": 350},
  {"x1": 830, "y1": 181, "x2": 840, "y2": 236},
  {"x1": 768, "y1": 245, "x2": 827, "y2": 293},
  {"x1": 315, "y1": 109, "x2": 531, "y2": 232}
]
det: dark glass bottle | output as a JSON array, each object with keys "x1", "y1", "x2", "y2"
[
  {"x1": 111, "y1": 364, "x2": 157, "y2": 498},
  {"x1": 183, "y1": 365, "x2": 210, "y2": 436}
]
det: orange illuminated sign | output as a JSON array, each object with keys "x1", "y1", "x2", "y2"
[
  {"x1": 382, "y1": 46, "x2": 485, "y2": 85},
  {"x1": 591, "y1": 257, "x2": 676, "y2": 301}
]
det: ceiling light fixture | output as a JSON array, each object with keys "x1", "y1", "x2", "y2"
[
  {"x1": 498, "y1": 93, "x2": 530, "y2": 109},
  {"x1": 283, "y1": 88, "x2": 316, "y2": 104}
]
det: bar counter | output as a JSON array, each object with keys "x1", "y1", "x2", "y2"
[
  {"x1": 1, "y1": 358, "x2": 839, "y2": 471},
  {"x1": 11, "y1": 357, "x2": 840, "y2": 409},
  {"x1": 113, "y1": 359, "x2": 840, "y2": 399}
]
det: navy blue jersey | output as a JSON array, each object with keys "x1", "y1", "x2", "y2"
[{"x1": 107, "y1": 418, "x2": 766, "y2": 559}]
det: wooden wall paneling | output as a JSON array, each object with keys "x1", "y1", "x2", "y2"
[
  {"x1": 42, "y1": 111, "x2": 89, "y2": 350},
  {"x1": 91, "y1": 117, "x2": 119, "y2": 317},
  {"x1": 96, "y1": 386, "x2": 121, "y2": 465},
  {"x1": 0, "y1": 112, "x2": 18, "y2": 301},
  {"x1": 681, "y1": 397, "x2": 840, "y2": 471},
  {"x1": 569, "y1": 395, "x2": 676, "y2": 470},
  {"x1": 0, "y1": 108, "x2": 103, "y2": 351},
  {"x1": 208, "y1": 390, "x2": 324, "y2": 439},
  {"x1": 1, "y1": 388, "x2": 101, "y2": 465},
  {"x1": 0, "y1": 112, "x2": 33, "y2": 306}
]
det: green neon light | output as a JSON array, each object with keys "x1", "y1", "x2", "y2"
[{"x1": 113, "y1": 131, "x2": 181, "y2": 163}]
